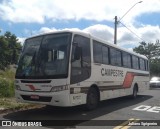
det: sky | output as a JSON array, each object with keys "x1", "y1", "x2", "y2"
[{"x1": 0, "y1": 0, "x2": 160, "y2": 49}]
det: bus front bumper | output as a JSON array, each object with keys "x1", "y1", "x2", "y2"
[{"x1": 15, "y1": 90, "x2": 71, "y2": 107}]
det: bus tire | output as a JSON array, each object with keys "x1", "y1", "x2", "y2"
[
  {"x1": 132, "y1": 85, "x2": 138, "y2": 99},
  {"x1": 86, "y1": 87, "x2": 99, "y2": 110}
]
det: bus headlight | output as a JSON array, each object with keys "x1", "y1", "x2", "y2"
[{"x1": 50, "y1": 85, "x2": 68, "y2": 92}]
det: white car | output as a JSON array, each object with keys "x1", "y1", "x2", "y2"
[{"x1": 150, "y1": 77, "x2": 160, "y2": 89}]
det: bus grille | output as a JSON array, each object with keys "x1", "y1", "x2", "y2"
[{"x1": 21, "y1": 95, "x2": 52, "y2": 102}]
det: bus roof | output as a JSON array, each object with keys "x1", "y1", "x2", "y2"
[{"x1": 26, "y1": 30, "x2": 148, "y2": 60}]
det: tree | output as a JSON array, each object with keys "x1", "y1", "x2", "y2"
[
  {"x1": 0, "y1": 31, "x2": 22, "y2": 70},
  {"x1": 150, "y1": 59, "x2": 160, "y2": 76},
  {"x1": 133, "y1": 40, "x2": 160, "y2": 76},
  {"x1": 4, "y1": 31, "x2": 22, "y2": 64},
  {"x1": 0, "y1": 36, "x2": 10, "y2": 70},
  {"x1": 133, "y1": 40, "x2": 160, "y2": 60}
]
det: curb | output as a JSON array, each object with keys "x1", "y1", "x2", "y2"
[
  {"x1": 0, "y1": 105, "x2": 44, "y2": 114},
  {"x1": 0, "y1": 108, "x2": 13, "y2": 114}
]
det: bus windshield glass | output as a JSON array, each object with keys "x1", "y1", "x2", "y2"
[{"x1": 16, "y1": 32, "x2": 71, "y2": 79}]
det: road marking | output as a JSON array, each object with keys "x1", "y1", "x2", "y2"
[
  {"x1": 113, "y1": 118, "x2": 134, "y2": 129},
  {"x1": 121, "y1": 119, "x2": 140, "y2": 129},
  {"x1": 113, "y1": 118, "x2": 140, "y2": 129},
  {"x1": 133, "y1": 105, "x2": 160, "y2": 113}
]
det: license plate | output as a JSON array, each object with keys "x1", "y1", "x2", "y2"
[{"x1": 30, "y1": 95, "x2": 39, "y2": 99}]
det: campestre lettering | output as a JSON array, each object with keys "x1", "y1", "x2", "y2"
[{"x1": 101, "y1": 68, "x2": 123, "y2": 77}]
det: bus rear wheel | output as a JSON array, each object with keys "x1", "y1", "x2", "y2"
[
  {"x1": 86, "y1": 87, "x2": 99, "y2": 110},
  {"x1": 132, "y1": 85, "x2": 138, "y2": 99}
]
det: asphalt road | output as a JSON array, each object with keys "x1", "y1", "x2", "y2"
[{"x1": 0, "y1": 89, "x2": 160, "y2": 129}]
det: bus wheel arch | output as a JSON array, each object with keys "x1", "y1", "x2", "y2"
[
  {"x1": 132, "y1": 83, "x2": 138, "y2": 99},
  {"x1": 86, "y1": 85, "x2": 100, "y2": 110}
]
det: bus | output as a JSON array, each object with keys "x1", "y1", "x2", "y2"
[{"x1": 15, "y1": 30, "x2": 149, "y2": 110}]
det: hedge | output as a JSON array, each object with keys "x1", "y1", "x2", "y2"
[{"x1": 0, "y1": 77, "x2": 14, "y2": 97}]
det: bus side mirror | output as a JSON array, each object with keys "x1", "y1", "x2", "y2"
[{"x1": 72, "y1": 45, "x2": 82, "y2": 62}]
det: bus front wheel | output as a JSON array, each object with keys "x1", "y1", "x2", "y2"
[{"x1": 86, "y1": 87, "x2": 99, "y2": 110}]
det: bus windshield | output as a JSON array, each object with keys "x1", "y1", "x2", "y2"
[{"x1": 16, "y1": 32, "x2": 72, "y2": 79}]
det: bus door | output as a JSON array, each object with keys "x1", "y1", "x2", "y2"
[{"x1": 70, "y1": 34, "x2": 91, "y2": 85}]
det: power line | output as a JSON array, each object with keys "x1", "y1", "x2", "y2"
[{"x1": 118, "y1": 21, "x2": 145, "y2": 42}]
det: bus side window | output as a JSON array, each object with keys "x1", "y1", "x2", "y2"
[
  {"x1": 110, "y1": 48, "x2": 122, "y2": 66},
  {"x1": 102, "y1": 45, "x2": 109, "y2": 64},
  {"x1": 93, "y1": 41, "x2": 102, "y2": 63},
  {"x1": 140, "y1": 58, "x2": 145, "y2": 70},
  {"x1": 132, "y1": 55, "x2": 139, "y2": 69},
  {"x1": 145, "y1": 60, "x2": 149, "y2": 71},
  {"x1": 122, "y1": 52, "x2": 131, "y2": 68},
  {"x1": 71, "y1": 35, "x2": 91, "y2": 84}
]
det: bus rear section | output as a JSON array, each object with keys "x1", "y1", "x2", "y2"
[{"x1": 91, "y1": 39, "x2": 149, "y2": 102}]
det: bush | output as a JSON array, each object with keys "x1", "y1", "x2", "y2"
[
  {"x1": 0, "y1": 68, "x2": 15, "y2": 97},
  {"x1": 0, "y1": 77, "x2": 14, "y2": 97},
  {"x1": 0, "y1": 68, "x2": 15, "y2": 80}
]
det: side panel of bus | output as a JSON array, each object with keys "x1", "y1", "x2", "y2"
[{"x1": 69, "y1": 34, "x2": 149, "y2": 106}]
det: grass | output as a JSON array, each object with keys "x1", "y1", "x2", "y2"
[
  {"x1": 0, "y1": 68, "x2": 43, "y2": 112},
  {"x1": 0, "y1": 97, "x2": 42, "y2": 112},
  {"x1": 0, "y1": 68, "x2": 15, "y2": 80},
  {"x1": 0, "y1": 69, "x2": 15, "y2": 97},
  {"x1": 0, "y1": 97, "x2": 28, "y2": 109}
]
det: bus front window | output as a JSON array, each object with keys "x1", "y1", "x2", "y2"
[
  {"x1": 39, "y1": 34, "x2": 70, "y2": 77},
  {"x1": 16, "y1": 33, "x2": 71, "y2": 79},
  {"x1": 16, "y1": 37, "x2": 42, "y2": 77}
]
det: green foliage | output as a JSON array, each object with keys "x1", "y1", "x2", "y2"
[
  {"x1": 150, "y1": 59, "x2": 160, "y2": 76},
  {"x1": 133, "y1": 40, "x2": 160, "y2": 76},
  {"x1": 0, "y1": 69, "x2": 15, "y2": 97},
  {"x1": 0, "y1": 68, "x2": 15, "y2": 80},
  {"x1": 0, "y1": 77, "x2": 14, "y2": 97},
  {"x1": 0, "y1": 97, "x2": 39, "y2": 109},
  {"x1": 0, "y1": 31, "x2": 22, "y2": 70},
  {"x1": 133, "y1": 40, "x2": 160, "y2": 60},
  {"x1": 0, "y1": 36, "x2": 10, "y2": 70}
]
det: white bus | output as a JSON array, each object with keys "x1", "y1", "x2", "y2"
[{"x1": 15, "y1": 30, "x2": 149, "y2": 110}]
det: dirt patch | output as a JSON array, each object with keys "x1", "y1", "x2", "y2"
[{"x1": 0, "y1": 97, "x2": 44, "y2": 114}]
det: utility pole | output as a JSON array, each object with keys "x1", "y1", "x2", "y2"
[
  {"x1": 114, "y1": 1, "x2": 143, "y2": 45},
  {"x1": 114, "y1": 16, "x2": 118, "y2": 45}
]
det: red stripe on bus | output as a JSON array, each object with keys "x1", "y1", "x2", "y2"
[
  {"x1": 26, "y1": 84, "x2": 36, "y2": 91},
  {"x1": 123, "y1": 72, "x2": 135, "y2": 88}
]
